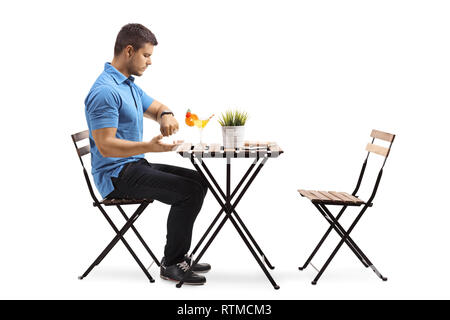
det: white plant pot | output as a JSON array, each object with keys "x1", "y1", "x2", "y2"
[{"x1": 222, "y1": 126, "x2": 245, "y2": 148}]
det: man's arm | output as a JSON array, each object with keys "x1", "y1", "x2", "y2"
[
  {"x1": 144, "y1": 99, "x2": 179, "y2": 136},
  {"x1": 92, "y1": 127, "x2": 180, "y2": 158}
]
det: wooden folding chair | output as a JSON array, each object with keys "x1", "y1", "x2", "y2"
[
  {"x1": 298, "y1": 129, "x2": 395, "y2": 285},
  {"x1": 71, "y1": 130, "x2": 160, "y2": 283}
]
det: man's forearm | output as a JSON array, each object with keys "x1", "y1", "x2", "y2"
[{"x1": 98, "y1": 137, "x2": 150, "y2": 158}]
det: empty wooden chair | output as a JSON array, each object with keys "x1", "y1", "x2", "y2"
[{"x1": 298, "y1": 129, "x2": 395, "y2": 285}]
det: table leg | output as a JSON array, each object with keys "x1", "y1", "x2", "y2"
[
  {"x1": 193, "y1": 157, "x2": 275, "y2": 269},
  {"x1": 189, "y1": 158, "x2": 259, "y2": 256},
  {"x1": 225, "y1": 160, "x2": 279, "y2": 289},
  {"x1": 177, "y1": 156, "x2": 279, "y2": 289}
]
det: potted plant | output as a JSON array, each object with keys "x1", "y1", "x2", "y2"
[{"x1": 218, "y1": 109, "x2": 249, "y2": 148}]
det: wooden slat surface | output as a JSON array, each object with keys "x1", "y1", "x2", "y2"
[
  {"x1": 193, "y1": 144, "x2": 205, "y2": 158},
  {"x1": 309, "y1": 190, "x2": 330, "y2": 201},
  {"x1": 99, "y1": 198, "x2": 153, "y2": 206},
  {"x1": 78, "y1": 144, "x2": 90, "y2": 157},
  {"x1": 176, "y1": 142, "x2": 193, "y2": 153},
  {"x1": 338, "y1": 192, "x2": 360, "y2": 203},
  {"x1": 177, "y1": 142, "x2": 282, "y2": 158},
  {"x1": 298, "y1": 189, "x2": 317, "y2": 201},
  {"x1": 193, "y1": 144, "x2": 206, "y2": 152},
  {"x1": 72, "y1": 130, "x2": 89, "y2": 143},
  {"x1": 299, "y1": 189, "x2": 364, "y2": 205},
  {"x1": 245, "y1": 141, "x2": 269, "y2": 147},
  {"x1": 371, "y1": 129, "x2": 395, "y2": 143},
  {"x1": 269, "y1": 144, "x2": 282, "y2": 153},
  {"x1": 328, "y1": 191, "x2": 353, "y2": 203},
  {"x1": 209, "y1": 144, "x2": 221, "y2": 152},
  {"x1": 208, "y1": 143, "x2": 221, "y2": 157},
  {"x1": 344, "y1": 192, "x2": 362, "y2": 203},
  {"x1": 318, "y1": 191, "x2": 341, "y2": 202},
  {"x1": 366, "y1": 143, "x2": 389, "y2": 157},
  {"x1": 330, "y1": 191, "x2": 362, "y2": 204}
]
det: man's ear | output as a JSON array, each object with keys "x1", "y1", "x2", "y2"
[{"x1": 125, "y1": 45, "x2": 135, "y2": 58}]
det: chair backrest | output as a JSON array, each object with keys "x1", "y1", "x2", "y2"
[
  {"x1": 365, "y1": 129, "x2": 395, "y2": 159},
  {"x1": 71, "y1": 130, "x2": 90, "y2": 164},
  {"x1": 352, "y1": 129, "x2": 396, "y2": 204},
  {"x1": 71, "y1": 130, "x2": 100, "y2": 204}
]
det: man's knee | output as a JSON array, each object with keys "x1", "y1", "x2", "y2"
[
  {"x1": 191, "y1": 171, "x2": 208, "y2": 193},
  {"x1": 183, "y1": 182, "x2": 205, "y2": 206}
]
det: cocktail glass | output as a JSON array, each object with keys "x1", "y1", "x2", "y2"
[{"x1": 193, "y1": 115, "x2": 214, "y2": 145}]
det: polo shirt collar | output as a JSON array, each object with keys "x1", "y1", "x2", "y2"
[{"x1": 104, "y1": 62, "x2": 135, "y2": 84}]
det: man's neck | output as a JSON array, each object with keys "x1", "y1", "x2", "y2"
[{"x1": 111, "y1": 57, "x2": 131, "y2": 78}]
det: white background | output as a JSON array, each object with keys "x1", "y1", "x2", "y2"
[{"x1": 0, "y1": 0, "x2": 449, "y2": 300}]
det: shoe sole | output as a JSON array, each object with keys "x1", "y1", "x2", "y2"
[
  {"x1": 192, "y1": 268, "x2": 211, "y2": 274},
  {"x1": 160, "y1": 275, "x2": 206, "y2": 285}
]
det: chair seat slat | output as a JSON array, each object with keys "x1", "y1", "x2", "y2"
[
  {"x1": 97, "y1": 198, "x2": 153, "y2": 206},
  {"x1": 298, "y1": 189, "x2": 317, "y2": 201},
  {"x1": 309, "y1": 190, "x2": 330, "y2": 201},
  {"x1": 317, "y1": 191, "x2": 341, "y2": 202},
  {"x1": 299, "y1": 189, "x2": 365, "y2": 206},
  {"x1": 328, "y1": 191, "x2": 353, "y2": 203},
  {"x1": 339, "y1": 192, "x2": 362, "y2": 203}
]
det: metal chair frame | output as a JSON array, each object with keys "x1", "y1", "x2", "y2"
[{"x1": 71, "y1": 130, "x2": 160, "y2": 283}]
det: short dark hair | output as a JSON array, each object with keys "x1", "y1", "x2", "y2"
[{"x1": 114, "y1": 23, "x2": 158, "y2": 56}]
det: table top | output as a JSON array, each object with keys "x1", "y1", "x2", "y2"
[{"x1": 175, "y1": 141, "x2": 283, "y2": 158}]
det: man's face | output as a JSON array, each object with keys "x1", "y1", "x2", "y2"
[{"x1": 128, "y1": 42, "x2": 153, "y2": 76}]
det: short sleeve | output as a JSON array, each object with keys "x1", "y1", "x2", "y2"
[
  {"x1": 86, "y1": 86, "x2": 120, "y2": 130},
  {"x1": 141, "y1": 92, "x2": 154, "y2": 113},
  {"x1": 134, "y1": 84, "x2": 154, "y2": 113}
]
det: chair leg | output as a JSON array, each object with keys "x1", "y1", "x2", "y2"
[
  {"x1": 93, "y1": 202, "x2": 148, "y2": 267},
  {"x1": 316, "y1": 204, "x2": 370, "y2": 268},
  {"x1": 299, "y1": 205, "x2": 350, "y2": 270},
  {"x1": 311, "y1": 203, "x2": 387, "y2": 285},
  {"x1": 319, "y1": 204, "x2": 387, "y2": 281},
  {"x1": 116, "y1": 205, "x2": 160, "y2": 267},
  {"x1": 79, "y1": 203, "x2": 155, "y2": 283}
]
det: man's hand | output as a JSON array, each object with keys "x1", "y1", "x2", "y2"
[
  {"x1": 160, "y1": 115, "x2": 179, "y2": 136},
  {"x1": 148, "y1": 134, "x2": 183, "y2": 152}
]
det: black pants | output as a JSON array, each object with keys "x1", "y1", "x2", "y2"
[{"x1": 107, "y1": 158, "x2": 208, "y2": 266}]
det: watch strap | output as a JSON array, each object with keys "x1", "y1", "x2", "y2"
[{"x1": 160, "y1": 111, "x2": 174, "y2": 118}]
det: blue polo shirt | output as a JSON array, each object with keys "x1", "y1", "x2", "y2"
[{"x1": 85, "y1": 62, "x2": 154, "y2": 198}]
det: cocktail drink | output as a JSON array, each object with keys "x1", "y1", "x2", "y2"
[
  {"x1": 194, "y1": 118, "x2": 212, "y2": 144},
  {"x1": 185, "y1": 109, "x2": 214, "y2": 145}
]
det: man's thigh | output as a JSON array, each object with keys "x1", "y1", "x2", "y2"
[
  {"x1": 150, "y1": 162, "x2": 207, "y2": 190},
  {"x1": 111, "y1": 162, "x2": 204, "y2": 205}
]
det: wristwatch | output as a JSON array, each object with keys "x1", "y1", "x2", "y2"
[{"x1": 160, "y1": 111, "x2": 174, "y2": 118}]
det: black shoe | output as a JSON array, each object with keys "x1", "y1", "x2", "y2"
[
  {"x1": 160, "y1": 259, "x2": 206, "y2": 285},
  {"x1": 184, "y1": 255, "x2": 212, "y2": 273}
]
